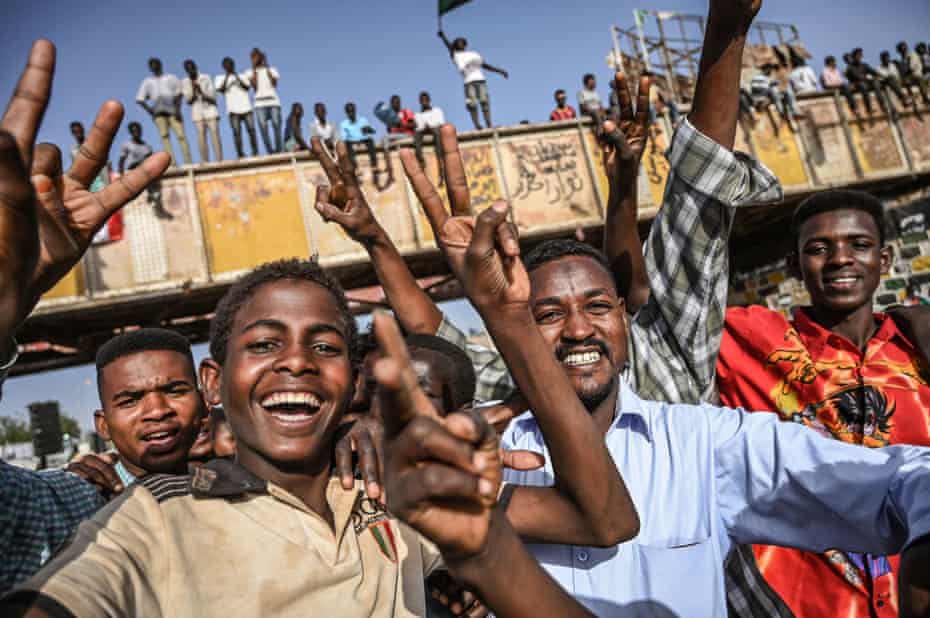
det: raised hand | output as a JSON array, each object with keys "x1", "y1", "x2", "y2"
[
  {"x1": 66, "y1": 451, "x2": 123, "y2": 497},
  {"x1": 374, "y1": 311, "x2": 500, "y2": 561},
  {"x1": 399, "y1": 126, "x2": 528, "y2": 316},
  {"x1": 311, "y1": 137, "x2": 384, "y2": 245},
  {"x1": 0, "y1": 40, "x2": 170, "y2": 344},
  {"x1": 709, "y1": 0, "x2": 762, "y2": 33},
  {"x1": 602, "y1": 72, "x2": 651, "y2": 190},
  {"x1": 333, "y1": 414, "x2": 385, "y2": 499}
]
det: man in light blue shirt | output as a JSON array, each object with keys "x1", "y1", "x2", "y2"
[
  {"x1": 339, "y1": 101, "x2": 378, "y2": 171},
  {"x1": 503, "y1": 373, "x2": 930, "y2": 616}
]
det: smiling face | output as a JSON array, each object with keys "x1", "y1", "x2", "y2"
[
  {"x1": 793, "y1": 208, "x2": 891, "y2": 315},
  {"x1": 529, "y1": 256, "x2": 628, "y2": 411},
  {"x1": 96, "y1": 350, "x2": 203, "y2": 477},
  {"x1": 209, "y1": 279, "x2": 354, "y2": 477}
]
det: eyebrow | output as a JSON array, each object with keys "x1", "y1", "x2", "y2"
[
  {"x1": 110, "y1": 380, "x2": 192, "y2": 403},
  {"x1": 803, "y1": 233, "x2": 877, "y2": 244},
  {"x1": 240, "y1": 318, "x2": 346, "y2": 340},
  {"x1": 533, "y1": 288, "x2": 613, "y2": 307}
]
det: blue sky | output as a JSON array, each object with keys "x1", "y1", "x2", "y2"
[{"x1": 2, "y1": 0, "x2": 929, "y2": 432}]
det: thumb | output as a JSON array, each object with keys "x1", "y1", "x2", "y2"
[{"x1": 501, "y1": 449, "x2": 545, "y2": 471}]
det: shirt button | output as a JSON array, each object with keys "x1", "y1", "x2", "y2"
[{"x1": 577, "y1": 551, "x2": 589, "y2": 562}]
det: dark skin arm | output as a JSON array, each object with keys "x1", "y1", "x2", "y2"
[
  {"x1": 290, "y1": 115, "x2": 309, "y2": 151},
  {"x1": 0, "y1": 40, "x2": 170, "y2": 348},
  {"x1": 438, "y1": 30, "x2": 455, "y2": 56},
  {"x1": 482, "y1": 63, "x2": 509, "y2": 79},
  {"x1": 375, "y1": 312, "x2": 593, "y2": 618},
  {"x1": 400, "y1": 126, "x2": 639, "y2": 547},
  {"x1": 602, "y1": 73, "x2": 652, "y2": 313},
  {"x1": 688, "y1": 0, "x2": 762, "y2": 150},
  {"x1": 311, "y1": 137, "x2": 444, "y2": 335},
  {"x1": 900, "y1": 534, "x2": 930, "y2": 618}
]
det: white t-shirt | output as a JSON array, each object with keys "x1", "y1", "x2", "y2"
[
  {"x1": 181, "y1": 74, "x2": 220, "y2": 122},
  {"x1": 242, "y1": 66, "x2": 281, "y2": 108},
  {"x1": 415, "y1": 107, "x2": 446, "y2": 131},
  {"x1": 453, "y1": 51, "x2": 485, "y2": 84},
  {"x1": 214, "y1": 72, "x2": 253, "y2": 115},
  {"x1": 789, "y1": 66, "x2": 819, "y2": 94},
  {"x1": 136, "y1": 74, "x2": 182, "y2": 115},
  {"x1": 309, "y1": 118, "x2": 336, "y2": 142}
]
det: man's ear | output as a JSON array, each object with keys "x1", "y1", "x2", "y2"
[
  {"x1": 199, "y1": 358, "x2": 223, "y2": 407},
  {"x1": 94, "y1": 410, "x2": 111, "y2": 441},
  {"x1": 880, "y1": 244, "x2": 893, "y2": 276}
]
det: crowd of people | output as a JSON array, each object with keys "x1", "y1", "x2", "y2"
[{"x1": 3, "y1": 1, "x2": 930, "y2": 617}]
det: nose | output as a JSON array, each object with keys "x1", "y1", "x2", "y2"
[
  {"x1": 140, "y1": 391, "x2": 175, "y2": 423},
  {"x1": 561, "y1": 307, "x2": 595, "y2": 343},
  {"x1": 273, "y1": 342, "x2": 320, "y2": 376},
  {"x1": 826, "y1": 241, "x2": 855, "y2": 267}
]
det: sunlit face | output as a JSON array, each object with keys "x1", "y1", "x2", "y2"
[
  {"x1": 794, "y1": 208, "x2": 891, "y2": 315},
  {"x1": 212, "y1": 280, "x2": 354, "y2": 475},
  {"x1": 96, "y1": 350, "x2": 203, "y2": 477},
  {"x1": 529, "y1": 256, "x2": 628, "y2": 411}
]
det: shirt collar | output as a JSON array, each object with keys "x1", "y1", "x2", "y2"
[
  {"x1": 114, "y1": 459, "x2": 138, "y2": 487},
  {"x1": 611, "y1": 376, "x2": 654, "y2": 442},
  {"x1": 190, "y1": 458, "x2": 268, "y2": 498},
  {"x1": 793, "y1": 307, "x2": 910, "y2": 356}
]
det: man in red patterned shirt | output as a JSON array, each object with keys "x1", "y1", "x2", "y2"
[
  {"x1": 718, "y1": 189, "x2": 930, "y2": 617},
  {"x1": 549, "y1": 89, "x2": 577, "y2": 122}
]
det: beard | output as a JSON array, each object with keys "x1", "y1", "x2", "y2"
[{"x1": 577, "y1": 374, "x2": 618, "y2": 412}]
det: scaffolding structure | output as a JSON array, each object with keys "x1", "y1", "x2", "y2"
[{"x1": 609, "y1": 10, "x2": 802, "y2": 104}]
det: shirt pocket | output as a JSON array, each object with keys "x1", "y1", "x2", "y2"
[{"x1": 635, "y1": 535, "x2": 721, "y2": 616}]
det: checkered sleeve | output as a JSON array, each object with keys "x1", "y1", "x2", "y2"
[
  {"x1": 435, "y1": 314, "x2": 514, "y2": 404},
  {"x1": 630, "y1": 119, "x2": 782, "y2": 404},
  {"x1": 0, "y1": 463, "x2": 105, "y2": 594}
]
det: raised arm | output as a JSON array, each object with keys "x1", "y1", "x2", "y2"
[
  {"x1": 688, "y1": 0, "x2": 760, "y2": 149},
  {"x1": 311, "y1": 137, "x2": 443, "y2": 334},
  {"x1": 601, "y1": 72, "x2": 652, "y2": 313},
  {"x1": 0, "y1": 40, "x2": 169, "y2": 350},
  {"x1": 437, "y1": 30, "x2": 455, "y2": 57},
  {"x1": 482, "y1": 62, "x2": 509, "y2": 79},
  {"x1": 375, "y1": 312, "x2": 594, "y2": 618},
  {"x1": 628, "y1": 0, "x2": 782, "y2": 403},
  {"x1": 400, "y1": 126, "x2": 638, "y2": 547}
]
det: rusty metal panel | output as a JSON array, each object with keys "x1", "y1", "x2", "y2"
[
  {"x1": 196, "y1": 167, "x2": 309, "y2": 278},
  {"x1": 797, "y1": 98, "x2": 858, "y2": 186},
  {"x1": 497, "y1": 129, "x2": 601, "y2": 235},
  {"x1": 837, "y1": 99, "x2": 907, "y2": 177}
]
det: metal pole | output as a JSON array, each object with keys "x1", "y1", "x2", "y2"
[
  {"x1": 611, "y1": 26, "x2": 626, "y2": 74},
  {"x1": 633, "y1": 9, "x2": 652, "y2": 71},
  {"x1": 654, "y1": 14, "x2": 680, "y2": 103}
]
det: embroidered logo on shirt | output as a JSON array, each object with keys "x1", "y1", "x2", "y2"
[
  {"x1": 191, "y1": 467, "x2": 218, "y2": 493},
  {"x1": 351, "y1": 495, "x2": 398, "y2": 563}
]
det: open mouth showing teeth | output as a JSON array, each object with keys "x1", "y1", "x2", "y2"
[
  {"x1": 142, "y1": 429, "x2": 178, "y2": 442},
  {"x1": 260, "y1": 392, "x2": 322, "y2": 422},
  {"x1": 562, "y1": 351, "x2": 602, "y2": 367}
]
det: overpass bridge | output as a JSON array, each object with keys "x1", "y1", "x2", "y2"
[{"x1": 17, "y1": 89, "x2": 930, "y2": 375}]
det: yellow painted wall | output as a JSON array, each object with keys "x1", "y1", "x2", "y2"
[
  {"x1": 197, "y1": 170, "x2": 309, "y2": 276},
  {"x1": 42, "y1": 266, "x2": 83, "y2": 300},
  {"x1": 750, "y1": 121, "x2": 809, "y2": 188}
]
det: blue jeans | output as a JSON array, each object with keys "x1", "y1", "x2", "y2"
[{"x1": 255, "y1": 105, "x2": 282, "y2": 154}]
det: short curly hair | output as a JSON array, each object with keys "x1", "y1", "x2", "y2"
[
  {"x1": 406, "y1": 333, "x2": 477, "y2": 411},
  {"x1": 523, "y1": 239, "x2": 613, "y2": 278},
  {"x1": 209, "y1": 258, "x2": 358, "y2": 365}
]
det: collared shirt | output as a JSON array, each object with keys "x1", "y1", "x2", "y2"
[
  {"x1": 135, "y1": 73, "x2": 182, "y2": 116},
  {"x1": 718, "y1": 306, "x2": 930, "y2": 618},
  {"x1": 437, "y1": 118, "x2": 782, "y2": 406},
  {"x1": 181, "y1": 73, "x2": 220, "y2": 122},
  {"x1": 113, "y1": 460, "x2": 138, "y2": 488},
  {"x1": 577, "y1": 87, "x2": 604, "y2": 112},
  {"x1": 214, "y1": 72, "x2": 253, "y2": 115},
  {"x1": 550, "y1": 105, "x2": 577, "y2": 121},
  {"x1": 500, "y1": 377, "x2": 930, "y2": 617},
  {"x1": 453, "y1": 50, "x2": 485, "y2": 84},
  {"x1": 877, "y1": 63, "x2": 901, "y2": 81},
  {"x1": 0, "y1": 462, "x2": 105, "y2": 594},
  {"x1": 341, "y1": 116, "x2": 374, "y2": 142},
  {"x1": 373, "y1": 102, "x2": 416, "y2": 135},
  {"x1": 119, "y1": 139, "x2": 153, "y2": 170},
  {"x1": 6, "y1": 460, "x2": 442, "y2": 617}
]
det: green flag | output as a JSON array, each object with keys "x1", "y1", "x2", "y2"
[{"x1": 439, "y1": 0, "x2": 473, "y2": 16}]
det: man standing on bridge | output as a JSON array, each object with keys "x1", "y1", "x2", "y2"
[
  {"x1": 438, "y1": 30, "x2": 508, "y2": 130},
  {"x1": 136, "y1": 57, "x2": 192, "y2": 166}
]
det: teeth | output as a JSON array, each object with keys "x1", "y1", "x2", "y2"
[
  {"x1": 260, "y1": 392, "x2": 321, "y2": 409},
  {"x1": 563, "y1": 351, "x2": 601, "y2": 367},
  {"x1": 828, "y1": 277, "x2": 857, "y2": 283},
  {"x1": 146, "y1": 431, "x2": 170, "y2": 440}
]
